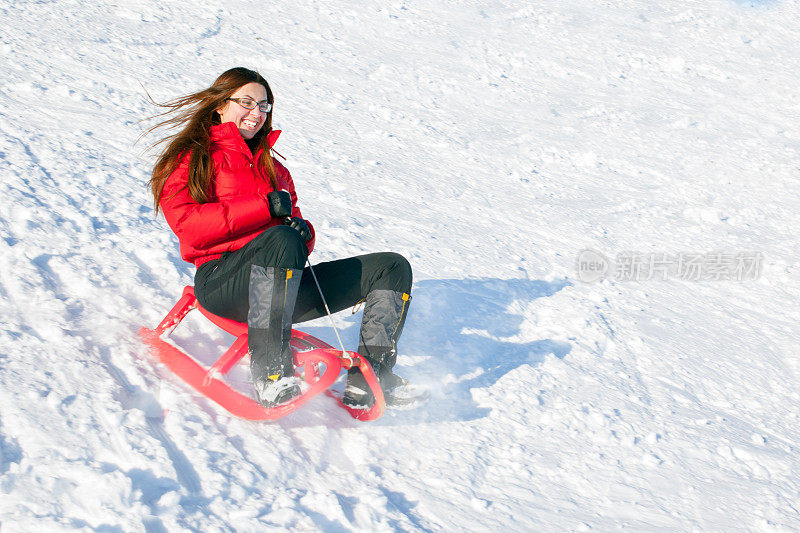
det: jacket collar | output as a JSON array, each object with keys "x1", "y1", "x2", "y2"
[{"x1": 210, "y1": 122, "x2": 282, "y2": 152}]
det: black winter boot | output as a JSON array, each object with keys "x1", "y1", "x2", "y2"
[
  {"x1": 342, "y1": 364, "x2": 425, "y2": 408},
  {"x1": 343, "y1": 289, "x2": 415, "y2": 408},
  {"x1": 248, "y1": 265, "x2": 303, "y2": 407}
]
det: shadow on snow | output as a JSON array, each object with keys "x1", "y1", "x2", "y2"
[{"x1": 302, "y1": 277, "x2": 572, "y2": 425}]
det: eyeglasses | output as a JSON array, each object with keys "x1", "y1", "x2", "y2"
[{"x1": 227, "y1": 97, "x2": 272, "y2": 113}]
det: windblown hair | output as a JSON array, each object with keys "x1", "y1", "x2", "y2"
[{"x1": 146, "y1": 67, "x2": 277, "y2": 213}]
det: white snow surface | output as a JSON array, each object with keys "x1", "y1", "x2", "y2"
[{"x1": 1, "y1": 0, "x2": 800, "y2": 530}]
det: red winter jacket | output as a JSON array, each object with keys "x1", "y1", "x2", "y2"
[{"x1": 160, "y1": 122, "x2": 315, "y2": 267}]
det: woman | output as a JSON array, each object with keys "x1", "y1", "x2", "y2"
[{"x1": 148, "y1": 67, "x2": 414, "y2": 408}]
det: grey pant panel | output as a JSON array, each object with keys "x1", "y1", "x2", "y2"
[
  {"x1": 247, "y1": 265, "x2": 302, "y2": 329},
  {"x1": 247, "y1": 265, "x2": 276, "y2": 328},
  {"x1": 282, "y1": 269, "x2": 301, "y2": 333},
  {"x1": 247, "y1": 265, "x2": 303, "y2": 380},
  {"x1": 358, "y1": 289, "x2": 411, "y2": 365}
]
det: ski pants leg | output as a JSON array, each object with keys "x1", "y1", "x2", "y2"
[
  {"x1": 194, "y1": 226, "x2": 413, "y2": 327},
  {"x1": 194, "y1": 225, "x2": 308, "y2": 321}
]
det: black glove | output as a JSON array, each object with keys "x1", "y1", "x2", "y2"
[
  {"x1": 267, "y1": 190, "x2": 293, "y2": 219},
  {"x1": 284, "y1": 217, "x2": 312, "y2": 242}
]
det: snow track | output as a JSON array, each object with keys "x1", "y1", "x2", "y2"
[{"x1": 2, "y1": 0, "x2": 800, "y2": 530}]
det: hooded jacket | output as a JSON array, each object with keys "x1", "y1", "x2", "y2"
[{"x1": 160, "y1": 121, "x2": 315, "y2": 267}]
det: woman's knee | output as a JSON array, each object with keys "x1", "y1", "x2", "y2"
[
  {"x1": 252, "y1": 225, "x2": 308, "y2": 269},
  {"x1": 370, "y1": 252, "x2": 412, "y2": 293}
]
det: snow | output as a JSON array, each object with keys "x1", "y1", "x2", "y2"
[{"x1": 2, "y1": 0, "x2": 800, "y2": 530}]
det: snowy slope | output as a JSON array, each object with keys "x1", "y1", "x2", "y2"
[{"x1": 2, "y1": 0, "x2": 800, "y2": 530}]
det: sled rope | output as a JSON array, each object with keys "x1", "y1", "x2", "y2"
[{"x1": 306, "y1": 258, "x2": 350, "y2": 363}]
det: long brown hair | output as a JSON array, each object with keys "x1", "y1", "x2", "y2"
[{"x1": 146, "y1": 67, "x2": 277, "y2": 213}]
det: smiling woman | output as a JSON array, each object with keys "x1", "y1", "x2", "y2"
[
  {"x1": 218, "y1": 83, "x2": 270, "y2": 140},
  {"x1": 145, "y1": 67, "x2": 420, "y2": 410},
  {"x1": 147, "y1": 68, "x2": 280, "y2": 201}
]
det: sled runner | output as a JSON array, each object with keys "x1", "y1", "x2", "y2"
[{"x1": 139, "y1": 286, "x2": 385, "y2": 421}]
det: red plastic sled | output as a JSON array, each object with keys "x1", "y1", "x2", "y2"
[{"x1": 139, "y1": 286, "x2": 385, "y2": 421}]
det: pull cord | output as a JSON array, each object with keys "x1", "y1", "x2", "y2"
[{"x1": 305, "y1": 258, "x2": 351, "y2": 364}]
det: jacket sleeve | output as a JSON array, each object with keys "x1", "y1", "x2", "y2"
[
  {"x1": 160, "y1": 161, "x2": 272, "y2": 250},
  {"x1": 284, "y1": 166, "x2": 316, "y2": 254}
]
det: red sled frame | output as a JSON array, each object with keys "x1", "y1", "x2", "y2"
[{"x1": 139, "y1": 286, "x2": 385, "y2": 421}]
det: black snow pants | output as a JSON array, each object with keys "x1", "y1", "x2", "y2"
[{"x1": 193, "y1": 225, "x2": 412, "y2": 329}]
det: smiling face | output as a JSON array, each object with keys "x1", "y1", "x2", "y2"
[{"x1": 216, "y1": 82, "x2": 269, "y2": 140}]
